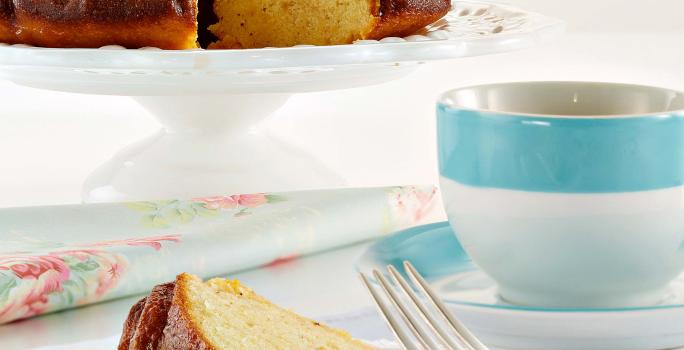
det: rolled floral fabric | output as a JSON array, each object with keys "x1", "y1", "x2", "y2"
[{"x1": 0, "y1": 186, "x2": 443, "y2": 324}]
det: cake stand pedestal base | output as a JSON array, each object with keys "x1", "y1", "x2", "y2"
[
  {"x1": 82, "y1": 94, "x2": 345, "y2": 202},
  {"x1": 0, "y1": 2, "x2": 564, "y2": 203}
]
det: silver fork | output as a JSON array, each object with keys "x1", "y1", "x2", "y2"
[{"x1": 360, "y1": 261, "x2": 488, "y2": 350}]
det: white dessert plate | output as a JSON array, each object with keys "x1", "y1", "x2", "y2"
[{"x1": 357, "y1": 222, "x2": 684, "y2": 350}]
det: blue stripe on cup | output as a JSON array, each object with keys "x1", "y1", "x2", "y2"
[{"x1": 437, "y1": 105, "x2": 684, "y2": 193}]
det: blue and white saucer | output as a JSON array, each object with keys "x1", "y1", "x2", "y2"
[{"x1": 357, "y1": 222, "x2": 684, "y2": 350}]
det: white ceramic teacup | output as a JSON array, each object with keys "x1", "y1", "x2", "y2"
[{"x1": 437, "y1": 81, "x2": 684, "y2": 308}]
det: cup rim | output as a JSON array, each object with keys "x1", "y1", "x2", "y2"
[{"x1": 438, "y1": 81, "x2": 684, "y2": 119}]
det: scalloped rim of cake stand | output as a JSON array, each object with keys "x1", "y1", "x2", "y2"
[{"x1": 0, "y1": 1, "x2": 564, "y2": 71}]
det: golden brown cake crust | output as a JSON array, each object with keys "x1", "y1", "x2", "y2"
[
  {"x1": 129, "y1": 282, "x2": 176, "y2": 350},
  {"x1": 159, "y1": 274, "x2": 214, "y2": 350},
  {"x1": 118, "y1": 297, "x2": 147, "y2": 350},
  {"x1": 368, "y1": 0, "x2": 452, "y2": 39},
  {"x1": 118, "y1": 276, "x2": 214, "y2": 350},
  {"x1": 0, "y1": 0, "x2": 198, "y2": 49},
  {"x1": 159, "y1": 301, "x2": 214, "y2": 350}
]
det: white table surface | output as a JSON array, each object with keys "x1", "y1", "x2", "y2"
[{"x1": 1, "y1": 0, "x2": 684, "y2": 348}]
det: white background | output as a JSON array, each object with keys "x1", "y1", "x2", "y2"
[
  {"x1": 0, "y1": 1, "x2": 683, "y2": 349},
  {"x1": 0, "y1": 0, "x2": 683, "y2": 208}
]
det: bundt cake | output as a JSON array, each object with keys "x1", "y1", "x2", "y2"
[
  {"x1": 0, "y1": 0, "x2": 451, "y2": 49},
  {"x1": 118, "y1": 273, "x2": 374, "y2": 349}
]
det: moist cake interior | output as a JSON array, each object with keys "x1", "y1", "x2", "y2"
[
  {"x1": 182, "y1": 276, "x2": 371, "y2": 349},
  {"x1": 207, "y1": 0, "x2": 376, "y2": 49}
]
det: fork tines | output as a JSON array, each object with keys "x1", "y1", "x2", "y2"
[{"x1": 360, "y1": 261, "x2": 488, "y2": 350}]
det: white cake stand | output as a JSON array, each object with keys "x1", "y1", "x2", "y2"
[{"x1": 0, "y1": 1, "x2": 563, "y2": 203}]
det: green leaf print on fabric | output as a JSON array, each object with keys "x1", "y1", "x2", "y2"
[{"x1": 128, "y1": 193, "x2": 285, "y2": 227}]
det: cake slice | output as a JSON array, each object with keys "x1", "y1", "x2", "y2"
[{"x1": 119, "y1": 273, "x2": 374, "y2": 349}]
